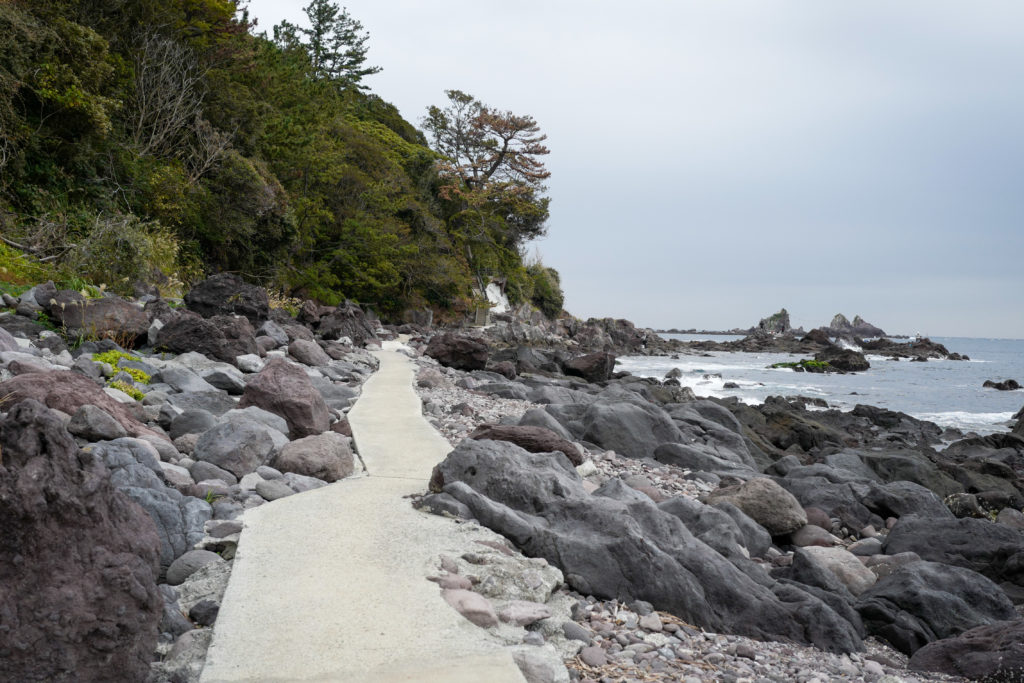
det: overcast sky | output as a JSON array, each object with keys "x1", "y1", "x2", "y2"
[{"x1": 245, "y1": 1, "x2": 1024, "y2": 338}]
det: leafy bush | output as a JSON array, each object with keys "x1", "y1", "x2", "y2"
[
  {"x1": 0, "y1": 241, "x2": 57, "y2": 288},
  {"x1": 527, "y1": 263, "x2": 564, "y2": 319},
  {"x1": 64, "y1": 213, "x2": 196, "y2": 296}
]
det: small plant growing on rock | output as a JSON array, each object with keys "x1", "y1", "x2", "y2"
[
  {"x1": 92, "y1": 350, "x2": 140, "y2": 366},
  {"x1": 769, "y1": 359, "x2": 834, "y2": 373},
  {"x1": 93, "y1": 351, "x2": 150, "y2": 384},
  {"x1": 107, "y1": 380, "x2": 144, "y2": 401}
]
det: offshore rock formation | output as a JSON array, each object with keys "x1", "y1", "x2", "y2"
[{"x1": 829, "y1": 314, "x2": 886, "y2": 338}]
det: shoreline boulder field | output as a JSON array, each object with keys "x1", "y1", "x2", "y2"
[
  {"x1": 1, "y1": 282, "x2": 1022, "y2": 682},
  {"x1": 0, "y1": 276, "x2": 378, "y2": 682}
]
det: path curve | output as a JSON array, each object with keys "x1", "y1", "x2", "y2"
[{"x1": 201, "y1": 342, "x2": 525, "y2": 682}]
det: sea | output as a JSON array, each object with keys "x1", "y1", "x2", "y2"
[{"x1": 617, "y1": 335, "x2": 1024, "y2": 436}]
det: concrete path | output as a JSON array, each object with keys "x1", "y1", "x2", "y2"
[{"x1": 201, "y1": 342, "x2": 525, "y2": 682}]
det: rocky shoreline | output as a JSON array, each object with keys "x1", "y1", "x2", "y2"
[
  {"x1": 404, "y1": 344, "x2": 1024, "y2": 682},
  {"x1": 1, "y1": 279, "x2": 1022, "y2": 682}
]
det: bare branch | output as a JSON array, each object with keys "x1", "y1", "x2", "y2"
[{"x1": 126, "y1": 33, "x2": 207, "y2": 158}]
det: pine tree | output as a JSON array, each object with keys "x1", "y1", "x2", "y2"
[{"x1": 273, "y1": 1, "x2": 380, "y2": 90}]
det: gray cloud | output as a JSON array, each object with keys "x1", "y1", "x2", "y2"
[{"x1": 247, "y1": 0, "x2": 1024, "y2": 337}]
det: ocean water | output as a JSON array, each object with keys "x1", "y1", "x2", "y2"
[{"x1": 618, "y1": 336, "x2": 1024, "y2": 435}]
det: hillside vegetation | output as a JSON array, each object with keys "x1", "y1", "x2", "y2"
[{"x1": 0, "y1": 0, "x2": 563, "y2": 320}]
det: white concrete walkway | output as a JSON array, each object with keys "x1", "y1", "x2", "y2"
[{"x1": 201, "y1": 342, "x2": 525, "y2": 682}]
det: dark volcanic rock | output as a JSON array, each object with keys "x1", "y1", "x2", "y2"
[
  {"x1": 814, "y1": 347, "x2": 870, "y2": 372},
  {"x1": 909, "y1": 619, "x2": 1024, "y2": 681},
  {"x1": 856, "y1": 561, "x2": 1016, "y2": 655},
  {"x1": 757, "y1": 308, "x2": 791, "y2": 335},
  {"x1": 829, "y1": 314, "x2": 886, "y2": 338},
  {"x1": 801, "y1": 328, "x2": 833, "y2": 345},
  {"x1": 883, "y1": 515, "x2": 1024, "y2": 603},
  {"x1": 46, "y1": 292, "x2": 149, "y2": 347},
  {"x1": 156, "y1": 312, "x2": 257, "y2": 362},
  {"x1": 0, "y1": 370, "x2": 165, "y2": 440},
  {"x1": 239, "y1": 358, "x2": 330, "y2": 438},
  {"x1": 468, "y1": 423, "x2": 583, "y2": 465},
  {"x1": 576, "y1": 398, "x2": 684, "y2": 460},
  {"x1": 210, "y1": 314, "x2": 259, "y2": 359},
  {"x1": 984, "y1": 379, "x2": 1021, "y2": 391},
  {"x1": 425, "y1": 333, "x2": 489, "y2": 371},
  {"x1": 0, "y1": 400, "x2": 161, "y2": 682},
  {"x1": 562, "y1": 351, "x2": 616, "y2": 383},
  {"x1": 184, "y1": 272, "x2": 269, "y2": 324},
  {"x1": 156, "y1": 312, "x2": 228, "y2": 360},
  {"x1": 433, "y1": 439, "x2": 862, "y2": 653},
  {"x1": 317, "y1": 302, "x2": 379, "y2": 347}
]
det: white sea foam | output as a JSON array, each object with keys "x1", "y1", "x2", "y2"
[
  {"x1": 838, "y1": 339, "x2": 863, "y2": 352},
  {"x1": 912, "y1": 411, "x2": 1016, "y2": 433}
]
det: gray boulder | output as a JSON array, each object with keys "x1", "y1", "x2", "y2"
[
  {"x1": 317, "y1": 302, "x2": 378, "y2": 347},
  {"x1": 170, "y1": 409, "x2": 218, "y2": 440},
  {"x1": 166, "y1": 549, "x2": 224, "y2": 586},
  {"x1": 67, "y1": 404, "x2": 128, "y2": 441},
  {"x1": 517, "y1": 408, "x2": 575, "y2": 441},
  {"x1": 884, "y1": 515, "x2": 1024, "y2": 603},
  {"x1": 193, "y1": 421, "x2": 278, "y2": 478},
  {"x1": 311, "y1": 377, "x2": 359, "y2": 411},
  {"x1": 658, "y1": 496, "x2": 764, "y2": 560},
  {"x1": 578, "y1": 398, "x2": 683, "y2": 460},
  {"x1": 166, "y1": 390, "x2": 238, "y2": 417},
  {"x1": 0, "y1": 325, "x2": 19, "y2": 352},
  {"x1": 85, "y1": 439, "x2": 211, "y2": 568},
  {"x1": 909, "y1": 619, "x2": 1024, "y2": 681},
  {"x1": 475, "y1": 382, "x2": 531, "y2": 401},
  {"x1": 289, "y1": 339, "x2": 332, "y2": 367},
  {"x1": 156, "y1": 365, "x2": 219, "y2": 394},
  {"x1": 432, "y1": 439, "x2": 862, "y2": 652},
  {"x1": 257, "y1": 320, "x2": 289, "y2": 347},
  {"x1": 856, "y1": 561, "x2": 1017, "y2": 655},
  {"x1": 221, "y1": 406, "x2": 290, "y2": 436}
]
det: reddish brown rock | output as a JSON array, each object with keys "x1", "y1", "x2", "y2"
[
  {"x1": 0, "y1": 371, "x2": 167, "y2": 441},
  {"x1": 239, "y1": 358, "x2": 330, "y2": 438},
  {"x1": 0, "y1": 400, "x2": 162, "y2": 682},
  {"x1": 273, "y1": 432, "x2": 354, "y2": 482},
  {"x1": 468, "y1": 423, "x2": 583, "y2": 466}
]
